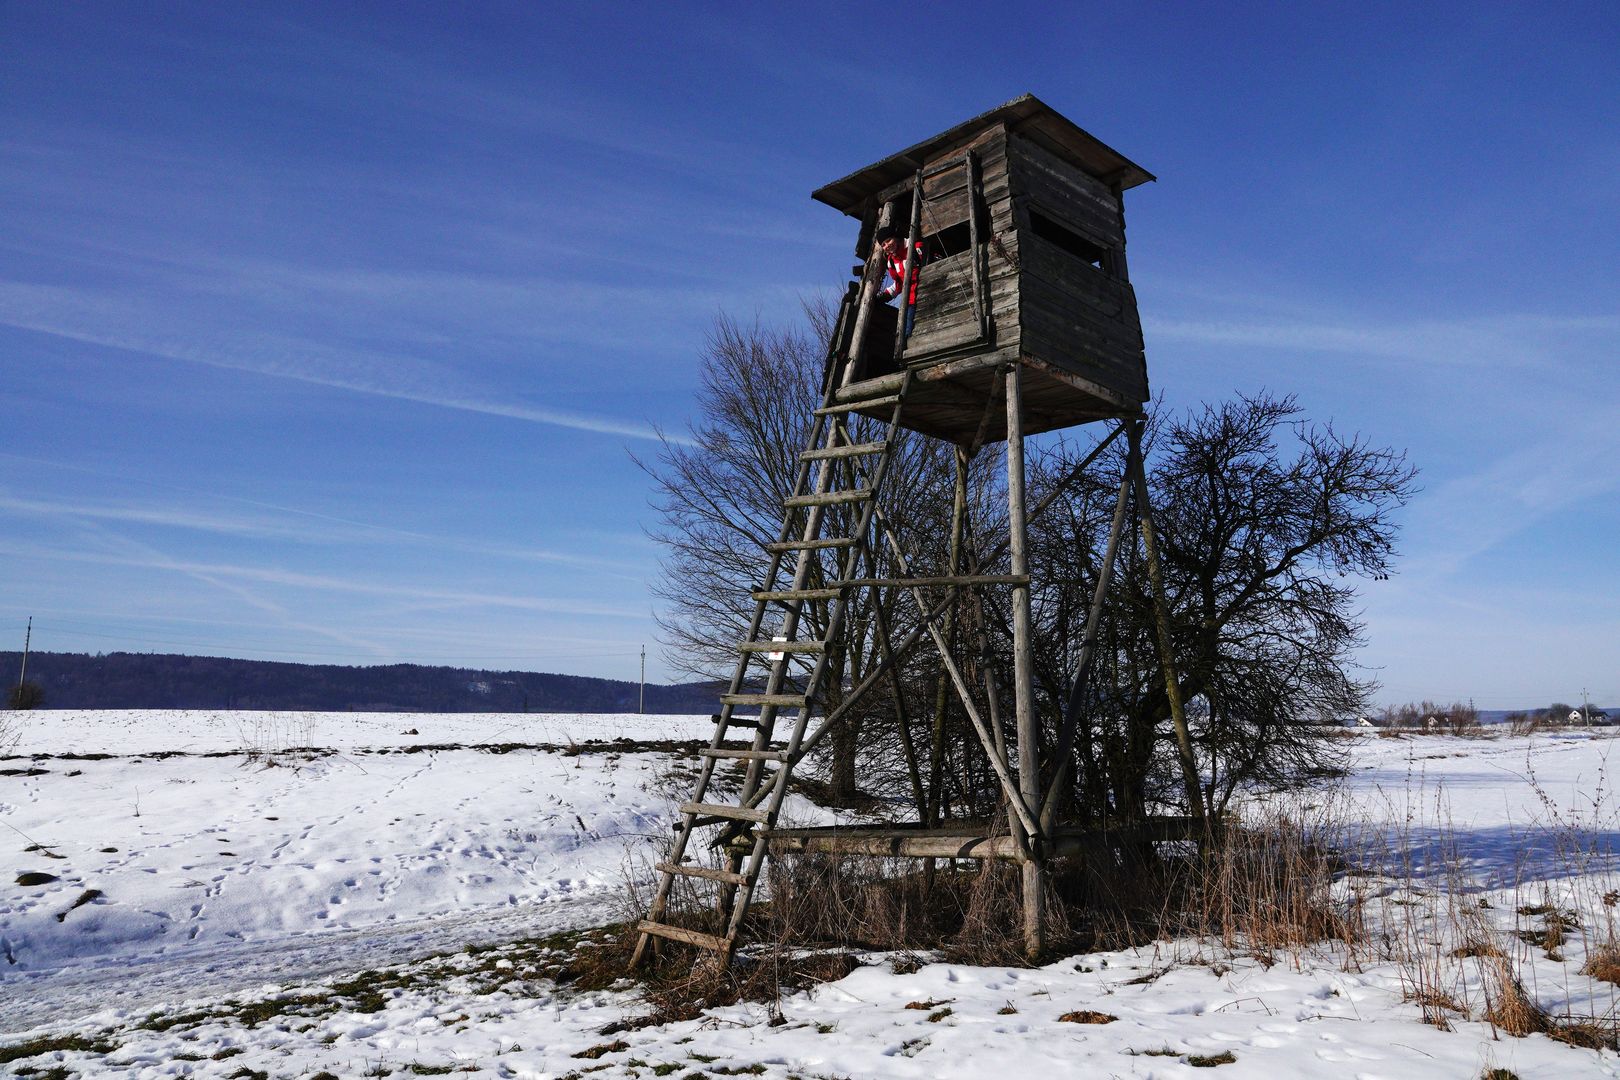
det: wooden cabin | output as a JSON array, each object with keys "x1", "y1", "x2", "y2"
[{"x1": 813, "y1": 95, "x2": 1155, "y2": 443}]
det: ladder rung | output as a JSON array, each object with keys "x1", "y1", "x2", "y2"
[
  {"x1": 701, "y1": 747, "x2": 788, "y2": 761},
  {"x1": 722, "y1": 717, "x2": 763, "y2": 730},
  {"x1": 814, "y1": 394, "x2": 902, "y2": 416},
  {"x1": 784, "y1": 489, "x2": 871, "y2": 508},
  {"x1": 833, "y1": 372, "x2": 908, "y2": 401},
  {"x1": 657, "y1": 862, "x2": 750, "y2": 885},
  {"x1": 752, "y1": 587, "x2": 841, "y2": 603},
  {"x1": 636, "y1": 920, "x2": 729, "y2": 952},
  {"x1": 681, "y1": 801, "x2": 771, "y2": 823},
  {"x1": 800, "y1": 440, "x2": 888, "y2": 461},
  {"x1": 764, "y1": 538, "x2": 855, "y2": 553},
  {"x1": 737, "y1": 639, "x2": 827, "y2": 653},
  {"x1": 720, "y1": 693, "x2": 807, "y2": 708}
]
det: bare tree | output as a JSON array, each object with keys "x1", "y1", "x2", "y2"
[
  {"x1": 644, "y1": 307, "x2": 1414, "y2": 824},
  {"x1": 1031, "y1": 393, "x2": 1417, "y2": 821}
]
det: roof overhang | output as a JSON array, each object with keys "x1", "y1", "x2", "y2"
[{"x1": 812, "y1": 94, "x2": 1155, "y2": 216}]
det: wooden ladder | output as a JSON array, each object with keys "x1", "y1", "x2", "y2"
[{"x1": 631, "y1": 311, "x2": 913, "y2": 967}]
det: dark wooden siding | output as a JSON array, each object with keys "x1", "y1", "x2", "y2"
[
  {"x1": 1006, "y1": 133, "x2": 1148, "y2": 405},
  {"x1": 905, "y1": 126, "x2": 1020, "y2": 362}
]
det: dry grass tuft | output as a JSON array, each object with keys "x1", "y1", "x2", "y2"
[
  {"x1": 1581, "y1": 944, "x2": 1620, "y2": 984},
  {"x1": 1451, "y1": 940, "x2": 1503, "y2": 959},
  {"x1": 1481, "y1": 965, "x2": 1550, "y2": 1038},
  {"x1": 1057, "y1": 1009, "x2": 1117, "y2": 1024}
]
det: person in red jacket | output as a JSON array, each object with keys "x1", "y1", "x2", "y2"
[{"x1": 874, "y1": 224, "x2": 924, "y2": 337}]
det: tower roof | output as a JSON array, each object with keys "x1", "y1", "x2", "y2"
[{"x1": 812, "y1": 94, "x2": 1155, "y2": 216}]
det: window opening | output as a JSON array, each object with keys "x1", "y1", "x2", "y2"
[
  {"x1": 922, "y1": 221, "x2": 972, "y2": 261},
  {"x1": 1029, "y1": 210, "x2": 1110, "y2": 273}
]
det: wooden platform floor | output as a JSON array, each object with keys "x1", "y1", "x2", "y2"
[{"x1": 839, "y1": 350, "x2": 1141, "y2": 444}]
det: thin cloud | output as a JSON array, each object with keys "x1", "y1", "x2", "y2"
[
  {"x1": 1148, "y1": 310, "x2": 1619, "y2": 370},
  {"x1": 0, "y1": 542, "x2": 646, "y2": 620},
  {"x1": 0, "y1": 308, "x2": 691, "y2": 445},
  {"x1": 0, "y1": 489, "x2": 649, "y2": 578}
]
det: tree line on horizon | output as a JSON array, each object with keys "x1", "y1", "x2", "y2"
[{"x1": 0, "y1": 651, "x2": 719, "y2": 714}]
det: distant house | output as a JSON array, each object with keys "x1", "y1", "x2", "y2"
[{"x1": 1571, "y1": 710, "x2": 1585, "y2": 725}]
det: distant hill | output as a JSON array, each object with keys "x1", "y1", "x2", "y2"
[{"x1": 1, "y1": 651, "x2": 719, "y2": 714}]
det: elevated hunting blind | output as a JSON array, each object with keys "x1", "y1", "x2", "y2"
[
  {"x1": 814, "y1": 94, "x2": 1155, "y2": 443},
  {"x1": 634, "y1": 96, "x2": 1203, "y2": 971}
]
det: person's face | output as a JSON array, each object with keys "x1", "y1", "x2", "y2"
[{"x1": 880, "y1": 237, "x2": 903, "y2": 259}]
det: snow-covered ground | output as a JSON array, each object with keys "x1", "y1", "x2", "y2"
[{"x1": 5, "y1": 714, "x2": 1620, "y2": 1077}]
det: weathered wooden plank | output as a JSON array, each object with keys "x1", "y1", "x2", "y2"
[
  {"x1": 736, "y1": 639, "x2": 825, "y2": 653},
  {"x1": 782, "y1": 489, "x2": 871, "y2": 508},
  {"x1": 841, "y1": 574, "x2": 1030, "y2": 589},
  {"x1": 763, "y1": 818, "x2": 1209, "y2": 860},
  {"x1": 799, "y1": 439, "x2": 888, "y2": 460},
  {"x1": 718, "y1": 693, "x2": 806, "y2": 709},
  {"x1": 679, "y1": 801, "x2": 771, "y2": 823},
  {"x1": 636, "y1": 920, "x2": 729, "y2": 951},
  {"x1": 763, "y1": 537, "x2": 855, "y2": 553},
  {"x1": 656, "y1": 862, "x2": 751, "y2": 885},
  {"x1": 813, "y1": 394, "x2": 901, "y2": 416},
  {"x1": 752, "y1": 587, "x2": 842, "y2": 603},
  {"x1": 699, "y1": 748, "x2": 789, "y2": 761},
  {"x1": 1009, "y1": 135, "x2": 1123, "y2": 218}
]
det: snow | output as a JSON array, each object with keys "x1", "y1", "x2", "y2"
[{"x1": 6, "y1": 714, "x2": 1620, "y2": 1077}]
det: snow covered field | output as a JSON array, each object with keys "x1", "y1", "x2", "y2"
[{"x1": 5, "y1": 714, "x2": 1620, "y2": 1077}]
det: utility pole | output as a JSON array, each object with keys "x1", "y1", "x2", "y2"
[
  {"x1": 1583, "y1": 687, "x2": 1592, "y2": 727},
  {"x1": 16, "y1": 616, "x2": 31, "y2": 691},
  {"x1": 639, "y1": 645, "x2": 646, "y2": 714}
]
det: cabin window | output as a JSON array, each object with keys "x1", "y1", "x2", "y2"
[
  {"x1": 1029, "y1": 209, "x2": 1112, "y2": 274},
  {"x1": 923, "y1": 221, "x2": 972, "y2": 261}
]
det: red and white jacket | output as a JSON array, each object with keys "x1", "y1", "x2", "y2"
[{"x1": 880, "y1": 241, "x2": 925, "y2": 305}]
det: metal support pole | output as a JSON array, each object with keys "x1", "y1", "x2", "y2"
[{"x1": 1005, "y1": 366, "x2": 1044, "y2": 959}]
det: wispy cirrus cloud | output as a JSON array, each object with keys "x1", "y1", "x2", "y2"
[
  {"x1": 0, "y1": 292, "x2": 692, "y2": 445},
  {"x1": 1148, "y1": 310, "x2": 1620, "y2": 370},
  {"x1": 0, "y1": 489, "x2": 649, "y2": 578},
  {"x1": 0, "y1": 541, "x2": 645, "y2": 620}
]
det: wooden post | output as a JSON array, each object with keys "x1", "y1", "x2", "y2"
[
  {"x1": 1004, "y1": 365, "x2": 1044, "y2": 959},
  {"x1": 926, "y1": 445, "x2": 969, "y2": 826},
  {"x1": 1127, "y1": 421, "x2": 1206, "y2": 832},
  {"x1": 845, "y1": 201, "x2": 895, "y2": 386},
  {"x1": 893, "y1": 172, "x2": 924, "y2": 364},
  {"x1": 1041, "y1": 448, "x2": 1132, "y2": 830}
]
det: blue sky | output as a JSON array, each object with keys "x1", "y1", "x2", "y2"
[{"x1": 2, "y1": 2, "x2": 1615, "y2": 707}]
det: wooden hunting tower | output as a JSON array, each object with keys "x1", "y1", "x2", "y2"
[
  {"x1": 815, "y1": 93, "x2": 1155, "y2": 443},
  {"x1": 635, "y1": 96, "x2": 1203, "y2": 971}
]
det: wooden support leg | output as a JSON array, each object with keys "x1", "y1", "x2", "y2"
[
  {"x1": 1005, "y1": 366, "x2": 1045, "y2": 960},
  {"x1": 1041, "y1": 442, "x2": 1133, "y2": 830},
  {"x1": 1127, "y1": 421, "x2": 1207, "y2": 836}
]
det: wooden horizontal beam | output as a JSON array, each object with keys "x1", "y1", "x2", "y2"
[
  {"x1": 761, "y1": 818, "x2": 1209, "y2": 861},
  {"x1": 841, "y1": 574, "x2": 1029, "y2": 590}
]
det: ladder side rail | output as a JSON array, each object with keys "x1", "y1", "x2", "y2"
[
  {"x1": 732, "y1": 375, "x2": 915, "y2": 808},
  {"x1": 892, "y1": 171, "x2": 924, "y2": 364},
  {"x1": 639, "y1": 298, "x2": 864, "y2": 946},
  {"x1": 720, "y1": 382, "x2": 920, "y2": 943}
]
